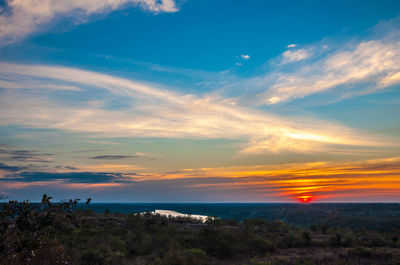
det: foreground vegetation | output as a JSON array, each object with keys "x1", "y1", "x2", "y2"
[{"x1": 1, "y1": 196, "x2": 400, "y2": 265}]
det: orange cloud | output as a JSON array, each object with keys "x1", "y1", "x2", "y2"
[
  {"x1": 3, "y1": 157, "x2": 399, "y2": 202},
  {"x1": 152, "y1": 157, "x2": 400, "y2": 202}
]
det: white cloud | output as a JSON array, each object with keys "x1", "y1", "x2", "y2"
[
  {"x1": 0, "y1": 62, "x2": 392, "y2": 155},
  {"x1": 0, "y1": 0, "x2": 178, "y2": 44},
  {"x1": 287, "y1": 44, "x2": 297, "y2": 48},
  {"x1": 261, "y1": 38, "x2": 400, "y2": 104},
  {"x1": 281, "y1": 48, "x2": 310, "y2": 64},
  {"x1": 241, "y1": 54, "x2": 250, "y2": 60},
  {"x1": 377, "y1": 71, "x2": 400, "y2": 87}
]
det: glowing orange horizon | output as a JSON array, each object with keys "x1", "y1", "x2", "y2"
[
  {"x1": 297, "y1": 194, "x2": 314, "y2": 203},
  {"x1": 1, "y1": 157, "x2": 399, "y2": 202}
]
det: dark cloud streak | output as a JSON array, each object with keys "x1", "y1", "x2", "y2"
[
  {"x1": 55, "y1": 165, "x2": 79, "y2": 170},
  {"x1": 1, "y1": 172, "x2": 135, "y2": 184},
  {"x1": 0, "y1": 148, "x2": 52, "y2": 162},
  {"x1": 0, "y1": 162, "x2": 26, "y2": 172},
  {"x1": 91, "y1": 155, "x2": 137, "y2": 160}
]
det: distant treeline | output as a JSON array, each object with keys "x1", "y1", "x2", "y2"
[
  {"x1": 1, "y1": 196, "x2": 400, "y2": 265},
  {"x1": 76, "y1": 202, "x2": 400, "y2": 231}
]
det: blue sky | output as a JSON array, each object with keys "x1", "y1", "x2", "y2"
[{"x1": 0, "y1": 0, "x2": 400, "y2": 202}]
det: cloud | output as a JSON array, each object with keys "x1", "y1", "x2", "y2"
[
  {"x1": 0, "y1": 148, "x2": 52, "y2": 162},
  {"x1": 287, "y1": 44, "x2": 297, "y2": 48},
  {"x1": 281, "y1": 48, "x2": 310, "y2": 64},
  {"x1": 260, "y1": 32, "x2": 400, "y2": 104},
  {"x1": 241, "y1": 54, "x2": 250, "y2": 60},
  {"x1": 79, "y1": 164, "x2": 144, "y2": 173},
  {"x1": 0, "y1": 162, "x2": 26, "y2": 172},
  {"x1": 4, "y1": 157, "x2": 399, "y2": 202},
  {"x1": 55, "y1": 165, "x2": 79, "y2": 170},
  {"x1": 1, "y1": 171, "x2": 135, "y2": 183},
  {"x1": 0, "y1": 79, "x2": 83, "y2": 91},
  {"x1": 0, "y1": 0, "x2": 178, "y2": 44},
  {"x1": 154, "y1": 157, "x2": 400, "y2": 202},
  {"x1": 0, "y1": 62, "x2": 394, "y2": 155},
  {"x1": 0, "y1": 148, "x2": 37, "y2": 155},
  {"x1": 91, "y1": 155, "x2": 137, "y2": 160}
]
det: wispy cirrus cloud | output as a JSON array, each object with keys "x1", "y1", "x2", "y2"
[
  {"x1": 0, "y1": 0, "x2": 178, "y2": 45},
  {"x1": 0, "y1": 62, "x2": 392, "y2": 155},
  {"x1": 259, "y1": 27, "x2": 400, "y2": 105}
]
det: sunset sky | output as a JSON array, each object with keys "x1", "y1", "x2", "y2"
[{"x1": 0, "y1": 0, "x2": 399, "y2": 202}]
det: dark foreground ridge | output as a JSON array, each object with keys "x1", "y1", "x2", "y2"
[{"x1": 1, "y1": 195, "x2": 400, "y2": 265}]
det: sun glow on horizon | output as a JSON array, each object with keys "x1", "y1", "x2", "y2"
[{"x1": 297, "y1": 194, "x2": 314, "y2": 203}]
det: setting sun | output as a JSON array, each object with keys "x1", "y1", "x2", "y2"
[{"x1": 298, "y1": 195, "x2": 313, "y2": 203}]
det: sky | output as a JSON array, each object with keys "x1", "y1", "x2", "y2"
[{"x1": 0, "y1": 0, "x2": 400, "y2": 202}]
